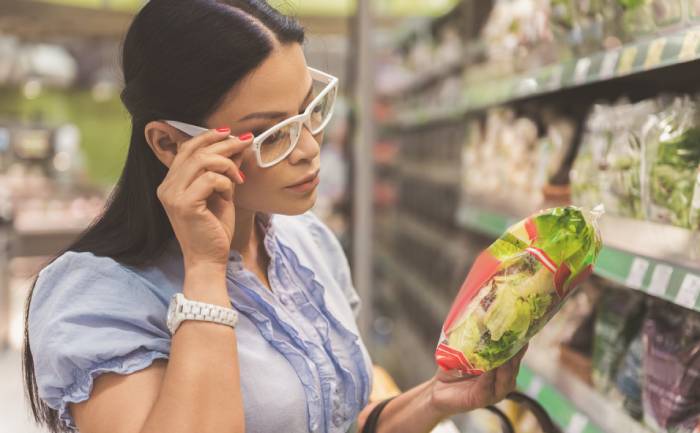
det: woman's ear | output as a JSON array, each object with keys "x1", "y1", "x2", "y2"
[{"x1": 144, "y1": 121, "x2": 188, "y2": 168}]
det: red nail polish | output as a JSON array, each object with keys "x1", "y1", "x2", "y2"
[
  {"x1": 216, "y1": 127, "x2": 230, "y2": 133},
  {"x1": 239, "y1": 132, "x2": 253, "y2": 141},
  {"x1": 239, "y1": 170, "x2": 246, "y2": 182}
]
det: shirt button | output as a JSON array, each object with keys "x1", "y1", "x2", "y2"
[
  {"x1": 310, "y1": 421, "x2": 319, "y2": 432},
  {"x1": 333, "y1": 413, "x2": 344, "y2": 427}
]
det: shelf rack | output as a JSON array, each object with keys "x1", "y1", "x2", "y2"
[
  {"x1": 382, "y1": 25, "x2": 700, "y2": 130},
  {"x1": 518, "y1": 348, "x2": 654, "y2": 433}
]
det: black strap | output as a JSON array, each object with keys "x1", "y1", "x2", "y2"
[
  {"x1": 360, "y1": 396, "x2": 397, "y2": 433},
  {"x1": 505, "y1": 391, "x2": 562, "y2": 433},
  {"x1": 484, "y1": 405, "x2": 515, "y2": 433}
]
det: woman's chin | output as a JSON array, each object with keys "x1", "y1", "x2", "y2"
[{"x1": 274, "y1": 191, "x2": 318, "y2": 215}]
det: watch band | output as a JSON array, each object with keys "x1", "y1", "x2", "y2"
[
  {"x1": 181, "y1": 298, "x2": 238, "y2": 322},
  {"x1": 169, "y1": 293, "x2": 238, "y2": 334}
]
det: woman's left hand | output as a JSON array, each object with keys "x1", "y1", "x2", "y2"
[{"x1": 425, "y1": 345, "x2": 528, "y2": 419}]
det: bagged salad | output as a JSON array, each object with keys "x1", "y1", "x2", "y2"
[
  {"x1": 435, "y1": 206, "x2": 603, "y2": 376},
  {"x1": 642, "y1": 95, "x2": 700, "y2": 230}
]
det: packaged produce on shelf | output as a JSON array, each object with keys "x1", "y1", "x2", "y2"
[
  {"x1": 600, "y1": 99, "x2": 658, "y2": 219},
  {"x1": 480, "y1": 0, "x2": 571, "y2": 74},
  {"x1": 435, "y1": 205, "x2": 603, "y2": 376},
  {"x1": 642, "y1": 95, "x2": 700, "y2": 229},
  {"x1": 642, "y1": 300, "x2": 700, "y2": 433},
  {"x1": 611, "y1": 330, "x2": 645, "y2": 420},
  {"x1": 462, "y1": 109, "x2": 575, "y2": 207},
  {"x1": 573, "y1": 1, "x2": 624, "y2": 52},
  {"x1": 618, "y1": 0, "x2": 685, "y2": 38},
  {"x1": 538, "y1": 109, "x2": 577, "y2": 187},
  {"x1": 591, "y1": 285, "x2": 647, "y2": 394},
  {"x1": 572, "y1": 94, "x2": 700, "y2": 229},
  {"x1": 571, "y1": 104, "x2": 608, "y2": 212}
]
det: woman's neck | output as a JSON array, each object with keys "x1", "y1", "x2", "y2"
[
  {"x1": 231, "y1": 208, "x2": 258, "y2": 257},
  {"x1": 231, "y1": 209, "x2": 270, "y2": 273}
]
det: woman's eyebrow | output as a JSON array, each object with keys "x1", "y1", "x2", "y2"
[{"x1": 237, "y1": 82, "x2": 314, "y2": 121}]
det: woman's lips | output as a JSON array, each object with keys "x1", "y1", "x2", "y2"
[{"x1": 285, "y1": 174, "x2": 320, "y2": 193}]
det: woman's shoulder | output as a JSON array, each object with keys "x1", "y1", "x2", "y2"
[
  {"x1": 31, "y1": 249, "x2": 167, "y2": 323},
  {"x1": 38, "y1": 249, "x2": 135, "y2": 281},
  {"x1": 34, "y1": 250, "x2": 148, "y2": 299}
]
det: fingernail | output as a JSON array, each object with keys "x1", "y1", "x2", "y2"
[
  {"x1": 239, "y1": 132, "x2": 253, "y2": 141},
  {"x1": 239, "y1": 170, "x2": 246, "y2": 182},
  {"x1": 216, "y1": 127, "x2": 230, "y2": 133}
]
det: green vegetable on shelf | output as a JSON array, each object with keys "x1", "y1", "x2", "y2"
[
  {"x1": 643, "y1": 96, "x2": 700, "y2": 229},
  {"x1": 436, "y1": 206, "x2": 603, "y2": 376}
]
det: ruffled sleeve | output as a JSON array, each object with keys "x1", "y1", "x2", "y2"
[
  {"x1": 300, "y1": 211, "x2": 362, "y2": 320},
  {"x1": 28, "y1": 251, "x2": 171, "y2": 432}
]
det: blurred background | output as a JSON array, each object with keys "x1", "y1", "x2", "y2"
[{"x1": 3, "y1": 1, "x2": 700, "y2": 433}]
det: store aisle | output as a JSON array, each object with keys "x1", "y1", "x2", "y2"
[{"x1": 0, "y1": 348, "x2": 47, "y2": 433}]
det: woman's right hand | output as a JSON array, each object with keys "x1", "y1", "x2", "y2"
[{"x1": 156, "y1": 127, "x2": 253, "y2": 272}]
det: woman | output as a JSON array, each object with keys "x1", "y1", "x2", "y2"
[{"x1": 22, "y1": 1, "x2": 525, "y2": 433}]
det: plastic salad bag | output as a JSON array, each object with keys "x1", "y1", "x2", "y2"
[
  {"x1": 642, "y1": 95, "x2": 700, "y2": 229},
  {"x1": 435, "y1": 205, "x2": 603, "y2": 376},
  {"x1": 571, "y1": 104, "x2": 610, "y2": 210},
  {"x1": 599, "y1": 100, "x2": 658, "y2": 219}
]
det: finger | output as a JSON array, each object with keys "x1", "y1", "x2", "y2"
[
  {"x1": 170, "y1": 128, "x2": 233, "y2": 170},
  {"x1": 175, "y1": 153, "x2": 244, "y2": 189},
  {"x1": 494, "y1": 362, "x2": 517, "y2": 402},
  {"x1": 201, "y1": 134, "x2": 254, "y2": 165},
  {"x1": 185, "y1": 171, "x2": 234, "y2": 203}
]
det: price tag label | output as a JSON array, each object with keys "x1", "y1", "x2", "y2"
[
  {"x1": 617, "y1": 46, "x2": 638, "y2": 75},
  {"x1": 566, "y1": 413, "x2": 588, "y2": 433},
  {"x1": 676, "y1": 273, "x2": 700, "y2": 309},
  {"x1": 680, "y1": 29, "x2": 700, "y2": 61},
  {"x1": 527, "y1": 376, "x2": 544, "y2": 397},
  {"x1": 644, "y1": 38, "x2": 666, "y2": 69},
  {"x1": 625, "y1": 257, "x2": 650, "y2": 289},
  {"x1": 600, "y1": 50, "x2": 619, "y2": 79},
  {"x1": 648, "y1": 264, "x2": 673, "y2": 296},
  {"x1": 574, "y1": 57, "x2": 591, "y2": 84}
]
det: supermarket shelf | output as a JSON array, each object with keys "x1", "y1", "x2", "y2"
[
  {"x1": 397, "y1": 212, "x2": 464, "y2": 259},
  {"x1": 396, "y1": 161, "x2": 461, "y2": 186},
  {"x1": 379, "y1": 57, "x2": 466, "y2": 100},
  {"x1": 374, "y1": 245, "x2": 452, "y2": 322},
  {"x1": 517, "y1": 348, "x2": 652, "y2": 433},
  {"x1": 383, "y1": 25, "x2": 700, "y2": 129},
  {"x1": 456, "y1": 203, "x2": 700, "y2": 312}
]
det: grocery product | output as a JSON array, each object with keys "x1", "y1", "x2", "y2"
[
  {"x1": 643, "y1": 301, "x2": 700, "y2": 433},
  {"x1": 591, "y1": 286, "x2": 647, "y2": 394},
  {"x1": 642, "y1": 96, "x2": 700, "y2": 229},
  {"x1": 571, "y1": 104, "x2": 608, "y2": 210},
  {"x1": 435, "y1": 205, "x2": 603, "y2": 375},
  {"x1": 599, "y1": 100, "x2": 659, "y2": 219},
  {"x1": 612, "y1": 330, "x2": 645, "y2": 420}
]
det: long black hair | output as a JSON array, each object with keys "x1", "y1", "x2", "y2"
[{"x1": 22, "y1": 1, "x2": 305, "y2": 431}]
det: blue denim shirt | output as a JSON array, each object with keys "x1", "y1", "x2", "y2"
[{"x1": 28, "y1": 210, "x2": 373, "y2": 433}]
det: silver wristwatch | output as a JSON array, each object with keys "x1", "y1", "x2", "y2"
[{"x1": 166, "y1": 292, "x2": 239, "y2": 335}]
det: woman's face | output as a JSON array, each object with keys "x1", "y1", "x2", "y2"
[{"x1": 205, "y1": 43, "x2": 323, "y2": 216}]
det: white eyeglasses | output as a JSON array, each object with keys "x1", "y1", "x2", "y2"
[{"x1": 164, "y1": 66, "x2": 338, "y2": 168}]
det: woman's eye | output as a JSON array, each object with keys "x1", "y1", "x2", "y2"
[{"x1": 268, "y1": 130, "x2": 283, "y2": 142}]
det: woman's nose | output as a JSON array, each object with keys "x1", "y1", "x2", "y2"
[{"x1": 287, "y1": 126, "x2": 320, "y2": 164}]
